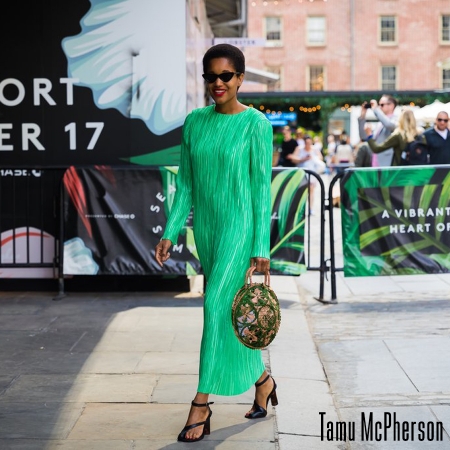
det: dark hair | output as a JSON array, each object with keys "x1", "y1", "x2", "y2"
[
  {"x1": 202, "y1": 44, "x2": 245, "y2": 74},
  {"x1": 382, "y1": 94, "x2": 398, "y2": 107}
]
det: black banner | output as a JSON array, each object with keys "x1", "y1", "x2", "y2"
[{"x1": 63, "y1": 167, "x2": 308, "y2": 276}]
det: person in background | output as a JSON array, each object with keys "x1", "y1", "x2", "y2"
[
  {"x1": 423, "y1": 111, "x2": 450, "y2": 165},
  {"x1": 362, "y1": 108, "x2": 421, "y2": 166},
  {"x1": 354, "y1": 125, "x2": 374, "y2": 167},
  {"x1": 324, "y1": 134, "x2": 337, "y2": 174},
  {"x1": 313, "y1": 135, "x2": 323, "y2": 155},
  {"x1": 278, "y1": 126, "x2": 299, "y2": 167},
  {"x1": 296, "y1": 128, "x2": 306, "y2": 152},
  {"x1": 287, "y1": 135, "x2": 320, "y2": 214},
  {"x1": 332, "y1": 134, "x2": 354, "y2": 173},
  {"x1": 358, "y1": 95, "x2": 398, "y2": 166},
  {"x1": 354, "y1": 142, "x2": 372, "y2": 167}
]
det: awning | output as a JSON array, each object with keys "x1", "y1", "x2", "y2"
[{"x1": 245, "y1": 67, "x2": 280, "y2": 85}]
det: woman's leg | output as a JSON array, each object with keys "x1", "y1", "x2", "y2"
[
  {"x1": 245, "y1": 370, "x2": 276, "y2": 416},
  {"x1": 182, "y1": 391, "x2": 210, "y2": 440}
]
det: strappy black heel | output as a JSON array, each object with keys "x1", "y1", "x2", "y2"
[
  {"x1": 177, "y1": 400, "x2": 214, "y2": 443},
  {"x1": 245, "y1": 374, "x2": 278, "y2": 419}
]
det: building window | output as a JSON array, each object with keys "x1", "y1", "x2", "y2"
[
  {"x1": 266, "y1": 66, "x2": 282, "y2": 91},
  {"x1": 443, "y1": 69, "x2": 450, "y2": 89},
  {"x1": 307, "y1": 16, "x2": 326, "y2": 46},
  {"x1": 381, "y1": 66, "x2": 396, "y2": 90},
  {"x1": 309, "y1": 66, "x2": 325, "y2": 91},
  {"x1": 265, "y1": 17, "x2": 282, "y2": 46},
  {"x1": 441, "y1": 15, "x2": 450, "y2": 43},
  {"x1": 379, "y1": 16, "x2": 397, "y2": 44}
]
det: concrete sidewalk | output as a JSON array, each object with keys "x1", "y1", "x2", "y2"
[{"x1": 0, "y1": 272, "x2": 334, "y2": 450}]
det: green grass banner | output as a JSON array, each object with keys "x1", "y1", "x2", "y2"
[{"x1": 341, "y1": 165, "x2": 450, "y2": 277}]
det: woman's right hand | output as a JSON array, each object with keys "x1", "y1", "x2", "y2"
[{"x1": 155, "y1": 239, "x2": 172, "y2": 267}]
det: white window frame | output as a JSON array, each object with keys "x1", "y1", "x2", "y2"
[
  {"x1": 379, "y1": 16, "x2": 397, "y2": 45},
  {"x1": 264, "y1": 17, "x2": 283, "y2": 47},
  {"x1": 442, "y1": 67, "x2": 450, "y2": 89},
  {"x1": 306, "y1": 16, "x2": 326, "y2": 46},
  {"x1": 440, "y1": 15, "x2": 450, "y2": 44},
  {"x1": 380, "y1": 65, "x2": 397, "y2": 90},
  {"x1": 307, "y1": 65, "x2": 326, "y2": 92}
]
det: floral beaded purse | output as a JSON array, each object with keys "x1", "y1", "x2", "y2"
[{"x1": 231, "y1": 266, "x2": 281, "y2": 350}]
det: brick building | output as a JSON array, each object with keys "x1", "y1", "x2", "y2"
[{"x1": 241, "y1": 0, "x2": 450, "y2": 93}]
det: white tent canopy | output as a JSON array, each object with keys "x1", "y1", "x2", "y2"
[{"x1": 414, "y1": 99, "x2": 450, "y2": 123}]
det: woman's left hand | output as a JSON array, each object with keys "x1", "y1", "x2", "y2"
[{"x1": 250, "y1": 257, "x2": 270, "y2": 273}]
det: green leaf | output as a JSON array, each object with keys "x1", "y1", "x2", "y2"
[
  {"x1": 186, "y1": 261, "x2": 197, "y2": 276},
  {"x1": 124, "y1": 145, "x2": 182, "y2": 166},
  {"x1": 185, "y1": 228, "x2": 200, "y2": 261},
  {"x1": 270, "y1": 259, "x2": 306, "y2": 275}
]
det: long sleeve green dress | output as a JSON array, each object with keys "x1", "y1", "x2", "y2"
[{"x1": 162, "y1": 105, "x2": 273, "y2": 396}]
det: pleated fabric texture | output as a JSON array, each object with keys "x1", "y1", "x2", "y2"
[{"x1": 162, "y1": 105, "x2": 273, "y2": 396}]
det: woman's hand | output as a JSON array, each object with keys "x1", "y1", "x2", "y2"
[
  {"x1": 250, "y1": 257, "x2": 270, "y2": 273},
  {"x1": 155, "y1": 239, "x2": 172, "y2": 267}
]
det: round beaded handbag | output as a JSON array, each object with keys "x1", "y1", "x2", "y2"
[{"x1": 231, "y1": 266, "x2": 281, "y2": 350}]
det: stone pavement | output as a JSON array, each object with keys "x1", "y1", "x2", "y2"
[
  {"x1": 0, "y1": 273, "x2": 337, "y2": 450},
  {"x1": 1, "y1": 199, "x2": 450, "y2": 449}
]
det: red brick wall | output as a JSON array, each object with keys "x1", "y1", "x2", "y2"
[{"x1": 242, "y1": 0, "x2": 450, "y2": 93}]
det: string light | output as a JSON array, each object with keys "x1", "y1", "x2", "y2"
[{"x1": 249, "y1": 104, "x2": 325, "y2": 113}]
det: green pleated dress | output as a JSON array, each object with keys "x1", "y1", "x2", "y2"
[{"x1": 162, "y1": 105, "x2": 273, "y2": 396}]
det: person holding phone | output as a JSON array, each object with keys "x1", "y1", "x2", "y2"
[{"x1": 358, "y1": 95, "x2": 398, "y2": 166}]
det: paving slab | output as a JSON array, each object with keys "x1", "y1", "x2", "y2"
[
  {"x1": 270, "y1": 307, "x2": 326, "y2": 381},
  {"x1": 0, "y1": 330, "x2": 100, "y2": 353},
  {"x1": 2, "y1": 374, "x2": 157, "y2": 403},
  {"x1": 0, "y1": 375, "x2": 15, "y2": 394},
  {"x1": 278, "y1": 434, "x2": 346, "y2": 450},
  {"x1": 0, "y1": 402, "x2": 84, "y2": 439},
  {"x1": 0, "y1": 350, "x2": 145, "y2": 375},
  {"x1": 67, "y1": 403, "x2": 275, "y2": 442},
  {"x1": 134, "y1": 439, "x2": 276, "y2": 450},
  {"x1": 338, "y1": 406, "x2": 450, "y2": 449},
  {"x1": 72, "y1": 330, "x2": 175, "y2": 353},
  {"x1": 385, "y1": 338, "x2": 450, "y2": 392},
  {"x1": 0, "y1": 440, "x2": 132, "y2": 450},
  {"x1": 430, "y1": 405, "x2": 450, "y2": 431},
  {"x1": 318, "y1": 342, "x2": 417, "y2": 395},
  {"x1": 150, "y1": 374, "x2": 255, "y2": 406},
  {"x1": 134, "y1": 351, "x2": 199, "y2": 374},
  {"x1": 274, "y1": 377, "x2": 339, "y2": 437}
]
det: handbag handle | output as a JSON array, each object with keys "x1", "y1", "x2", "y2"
[{"x1": 245, "y1": 266, "x2": 270, "y2": 286}]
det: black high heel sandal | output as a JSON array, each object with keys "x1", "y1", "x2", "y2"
[
  {"x1": 177, "y1": 400, "x2": 214, "y2": 443},
  {"x1": 245, "y1": 374, "x2": 278, "y2": 419}
]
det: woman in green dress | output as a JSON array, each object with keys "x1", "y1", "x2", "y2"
[{"x1": 155, "y1": 44, "x2": 277, "y2": 443}]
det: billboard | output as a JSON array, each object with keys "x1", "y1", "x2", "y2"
[{"x1": 0, "y1": 0, "x2": 195, "y2": 277}]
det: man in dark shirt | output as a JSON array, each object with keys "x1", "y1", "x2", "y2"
[
  {"x1": 278, "y1": 126, "x2": 299, "y2": 167},
  {"x1": 424, "y1": 111, "x2": 450, "y2": 165}
]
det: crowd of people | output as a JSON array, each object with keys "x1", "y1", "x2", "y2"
[{"x1": 276, "y1": 94, "x2": 450, "y2": 173}]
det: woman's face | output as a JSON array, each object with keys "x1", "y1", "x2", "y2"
[{"x1": 205, "y1": 57, "x2": 244, "y2": 109}]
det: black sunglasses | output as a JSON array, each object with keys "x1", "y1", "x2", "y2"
[
  {"x1": 202, "y1": 72, "x2": 241, "y2": 83},
  {"x1": 437, "y1": 118, "x2": 449, "y2": 122}
]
